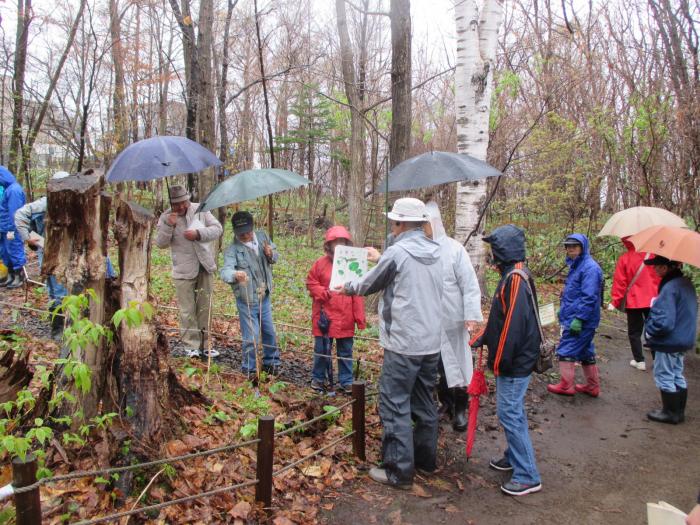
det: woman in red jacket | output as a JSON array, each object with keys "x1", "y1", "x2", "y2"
[
  {"x1": 608, "y1": 237, "x2": 661, "y2": 371},
  {"x1": 306, "y1": 226, "x2": 366, "y2": 393}
]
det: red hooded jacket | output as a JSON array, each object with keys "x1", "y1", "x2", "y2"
[
  {"x1": 610, "y1": 238, "x2": 661, "y2": 310},
  {"x1": 307, "y1": 255, "x2": 366, "y2": 338}
]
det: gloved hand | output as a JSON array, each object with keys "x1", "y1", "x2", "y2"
[
  {"x1": 569, "y1": 318, "x2": 582, "y2": 335},
  {"x1": 6, "y1": 231, "x2": 14, "y2": 240},
  {"x1": 607, "y1": 303, "x2": 616, "y2": 311}
]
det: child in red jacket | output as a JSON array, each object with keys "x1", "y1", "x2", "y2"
[{"x1": 306, "y1": 226, "x2": 366, "y2": 393}]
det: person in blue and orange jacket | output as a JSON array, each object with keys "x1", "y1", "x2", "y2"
[
  {"x1": 548, "y1": 233, "x2": 603, "y2": 397},
  {"x1": 473, "y1": 224, "x2": 542, "y2": 497}
]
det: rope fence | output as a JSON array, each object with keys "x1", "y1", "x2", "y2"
[{"x1": 1, "y1": 379, "x2": 367, "y2": 525}]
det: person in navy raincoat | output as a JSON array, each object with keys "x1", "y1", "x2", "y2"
[
  {"x1": 547, "y1": 233, "x2": 604, "y2": 397},
  {"x1": 0, "y1": 166, "x2": 26, "y2": 289}
]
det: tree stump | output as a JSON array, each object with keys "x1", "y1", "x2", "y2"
[
  {"x1": 113, "y1": 200, "x2": 204, "y2": 454},
  {"x1": 43, "y1": 169, "x2": 112, "y2": 419}
]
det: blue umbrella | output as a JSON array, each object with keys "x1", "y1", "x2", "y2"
[
  {"x1": 376, "y1": 151, "x2": 501, "y2": 193},
  {"x1": 105, "y1": 136, "x2": 223, "y2": 183}
]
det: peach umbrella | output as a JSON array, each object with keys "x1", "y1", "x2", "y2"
[
  {"x1": 628, "y1": 225, "x2": 700, "y2": 268},
  {"x1": 598, "y1": 207, "x2": 687, "y2": 238}
]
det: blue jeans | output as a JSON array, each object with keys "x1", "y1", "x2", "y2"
[
  {"x1": 236, "y1": 293, "x2": 280, "y2": 373},
  {"x1": 653, "y1": 352, "x2": 686, "y2": 392},
  {"x1": 312, "y1": 336, "x2": 354, "y2": 387},
  {"x1": 496, "y1": 375, "x2": 541, "y2": 485},
  {"x1": 37, "y1": 249, "x2": 67, "y2": 308}
]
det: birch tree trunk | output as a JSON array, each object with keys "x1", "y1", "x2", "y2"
[{"x1": 454, "y1": 0, "x2": 504, "y2": 277}]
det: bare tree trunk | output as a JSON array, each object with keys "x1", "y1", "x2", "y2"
[
  {"x1": 389, "y1": 0, "x2": 411, "y2": 169},
  {"x1": 195, "y1": 0, "x2": 216, "y2": 203},
  {"x1": 254, "y1": 0, "x2": 275, "y2": 239},
  {"x1": 169, "y1": 0, "x2": 200, "y2": 193},
  {"x1": 9, "y1": 0, "x2": 32, "y2": 179},
  {"x1": 454, "y1": 0, "x2": 504, "y2": 279},
  {"x1": 335, "y1": 0, "x2": 365, "y2": 242},
  {"x1": 22, "y1": 0, "x2": 86, "y2": 178},
  {"x1": 109, "y1": 0, "x2": 129, "y2": 180}
]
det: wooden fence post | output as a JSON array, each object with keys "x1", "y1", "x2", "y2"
[
  {"x1": 352, "y1": 381, "x2": 366, "y2": 461},
  {"x1": 255, "y1": 415, "x2": 275, "y2": 512},
  {"x1": 12, "y1": 455, "x2": 41, "y2": 525}
]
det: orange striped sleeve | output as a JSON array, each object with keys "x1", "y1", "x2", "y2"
[{"x1": 493, "y1": 263, "x2": 523, "y2": 376}]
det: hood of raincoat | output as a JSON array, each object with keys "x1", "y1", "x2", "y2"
[
  {"x1": 324, "y1": 225, "x2": 352, "y2": 243},
  {"x1": 394, "y1": 227, "x2": 441, "y2": 265},
  {"x1": 425, "y1": 201, "x2": 447, "y2": 242},
  {"x1": 0, "y1": 166, "x2": 16, "y2": 188},
  {"x1": 622, "y1": 236, "x2": 635, "y2": 252},
  {"x1": 564, "y1": 233, "x2": 591, "y2": 268},
  {"x1": 483, "y1": 224, "x2": 526, "y2": 266}
]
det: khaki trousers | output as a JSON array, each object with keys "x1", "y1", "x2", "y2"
[{"x1": 173, "y1": 269, "x2": 212, "y2": 350}]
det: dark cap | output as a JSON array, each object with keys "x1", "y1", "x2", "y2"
[
  {"x1": 644, "y1": 255, "x2": 677, "y2": 266},
  {"x1": 232, "y1": 211, "x2": 254, "y2": 234},
  {"x1": 563, "y1": 236, "x2": 582, "y2": 246}
]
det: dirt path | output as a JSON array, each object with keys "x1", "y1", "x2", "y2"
[{"x1": 323, "y1": 314, "x2": 700, "y2": 525}]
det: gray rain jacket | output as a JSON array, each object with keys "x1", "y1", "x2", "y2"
[
  {"x1": 14, "y1": 196, "x2": 47, "y2": 241},
  {"x1": 345, "y1": 228, "x2": 443, "y2": 356}
]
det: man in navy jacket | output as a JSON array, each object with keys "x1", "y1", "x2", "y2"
[{"x1": 644, "y1": 256, "x2": 698, "y2": 424}]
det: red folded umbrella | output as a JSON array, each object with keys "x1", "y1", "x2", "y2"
[{"x1": 466, "y1": 330, "x2": 488, "y2": 459}]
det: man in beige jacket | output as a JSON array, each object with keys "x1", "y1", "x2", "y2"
[{"x1": 155, "y1": 185, "x2": 223, "y2": 357}]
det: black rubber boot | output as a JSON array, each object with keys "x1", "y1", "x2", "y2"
[
  {"x1": 647, "y1": 390, "x2": 682, "y2": 424},
  {"x1": 678, "y1": 388, "x2": 687, "y2": 423},
  {"x1": 50, "y1": 307, "x2": 64, "y2": 341},
  {"x1": 437, "y1": 361, "x2": 454, "y2": 418},
  {"x1": 0, "y1": 269, "x2": 12, "y2": 288},
  {"x1": 6, "y1": 268, "x2": 24, "y2": 289},
  {"x1": 452, "y1": 388, "x2": 468, "y2": 432}
]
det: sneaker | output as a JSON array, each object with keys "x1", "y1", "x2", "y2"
[
  {"x1": 630, "y1": 360, "x2": 646, "y2": 371},
  {"x1": 184, "y1": 348, "x2": 201, "y2": 358},
  {"x1": 500, "y1": 480, "x2": 542, "y2": 496},
  {"x1": 262, "y1": 364, "x2": 279, "y2": 376},
  {"x1": 489, "y1": 457, "x2": 513, "y2": 472},
  {"x1": 201, "y1": 348, "x2": 220, "y2": 358},
  {"x1": 335, "y1": 384, "x2": 352, "y2": 396},
  {"x1": 368, "y1": 467, "x2": 412, "y2": 490},
  {"x1": 311, "y1": 379, "x2": 326, "y2": 392}
]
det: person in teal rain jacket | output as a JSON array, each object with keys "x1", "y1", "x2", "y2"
[{"x1": 548, "y1": 233, "x2": 604, "y2": 397}]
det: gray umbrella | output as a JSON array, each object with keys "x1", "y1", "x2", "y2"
[
  {"x1": 196, "y1": 168, "x2": 310, "y2": 213},
  {"x1": 105, "y1": 135, "x2": 222, "y2": 183},
  {"x1": 376, "y1": 151, "x2": 501, "y2": 193}
]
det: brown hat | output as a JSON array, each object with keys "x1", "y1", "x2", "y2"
[{"x1": 169, "y1": 185, "x2": 190, "y2": 204}]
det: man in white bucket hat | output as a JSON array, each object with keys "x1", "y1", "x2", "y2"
[{"x1": 338, "y1": 197, "x2": 444, "y2": 489}]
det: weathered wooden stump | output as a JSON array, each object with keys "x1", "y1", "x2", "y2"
[{"x1": 43, "y1": 169, "x2": 112, "y2": 419}]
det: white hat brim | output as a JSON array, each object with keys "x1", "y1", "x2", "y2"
[{"x1": 385, "y1": 211, "x2": 427, "y2": 222}]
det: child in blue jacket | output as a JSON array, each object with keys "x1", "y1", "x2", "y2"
[{"x1": 644, "y1": 256, "x2": 698, "y2": 424}]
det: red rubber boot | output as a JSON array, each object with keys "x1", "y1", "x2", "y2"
[
  {"x1": 547, "y1": 361, "x2": 576, "y2": 396},
  {"x1": 575, "y1": 364, "x2": 600, "y2": 397}
]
